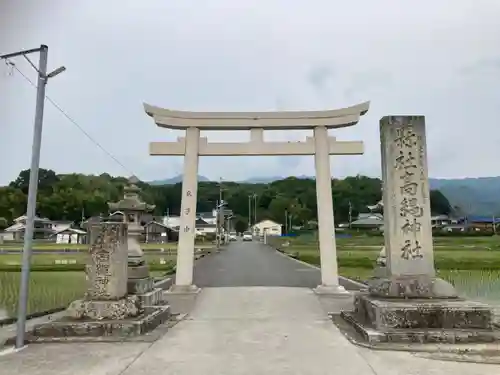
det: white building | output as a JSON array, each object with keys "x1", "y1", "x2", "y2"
[
  {"x1": 162, "y1": 215, "x2": 182, "y2": 229},
  {"x1": 252, "y1": 219, "x2": 282, "y2": 237},
  {"x1": 55, "y1": 227, "x2": 87, "y2": 244}
]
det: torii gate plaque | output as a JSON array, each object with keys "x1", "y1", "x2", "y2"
[{"x1": 145, "y1": 101, "x2": 370, "y2": 294}]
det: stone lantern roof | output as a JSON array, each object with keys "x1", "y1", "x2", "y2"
[{"x1": 108, "y1": 176, "x2": 156, "y2": 213}]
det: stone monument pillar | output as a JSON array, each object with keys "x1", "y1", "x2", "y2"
[
  {"x1": 67, "y1": 223, "x2": 139, "y2": 320},
  {"x1": 341, "y1": 116, "x2": 496, "y2": 345},
  {"x1": 370, "y1": 116, "x2": 456, "y2": 297}
]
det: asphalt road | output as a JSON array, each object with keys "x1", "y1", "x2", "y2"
[{"x1": 193, "y1": 240, "x2": 321, "y2": 288}]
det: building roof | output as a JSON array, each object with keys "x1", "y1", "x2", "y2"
[
  {"x1": 357, "y1": 213, "x2": 383, "y2": 220},
  {"x1": 163, "y1": 216, "x2": 182, "y2": 228},
  {"x1": 195, "y1": 218, "x2": 216, "y2": 228},
  {"x1": 4, "y1": 222, "x2": 24, "y2": 232},
  {"x1": 14, "y1": 215, "x2": 51, "y2": 223},
  {"x1": 54, "y1": 227, "x2": 87, "y2": 235},
  {"x1": 431, "y1": 215, "x2": 452, "y2": 220},
  {"x1": 253, "y1": 219, "x2": 281, "y2": 227},
  {"x1": 5, "y1": 222, "x2": 55, "y2": 233},
  {"x1": 144, "y1": 221, "x2": 178, "y2": 232},
  {"x1": 459, "y1": 216, "x2": 500, "y2": 223},
  {"x1": 198, "y1": 212, "x2": 215, "y2": 219},
  {"x1": 351, "y1": 218, "x2": 384, "y2": 227}
]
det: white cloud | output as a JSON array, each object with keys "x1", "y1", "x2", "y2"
[{"x1": 1, "y1": 0, "x2": 500, "y2": 184}]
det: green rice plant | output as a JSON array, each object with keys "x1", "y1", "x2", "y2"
[
  {"x1": 438, "y1": 269, "x2": 500, "y2": 303},
  {"x1": 0, "y1": 272, "x2": 85, "y2": 319}
]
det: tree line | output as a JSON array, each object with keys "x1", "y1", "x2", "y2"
[{"x1": 0, "y1": 168, "x2": 452, "y2": 232}]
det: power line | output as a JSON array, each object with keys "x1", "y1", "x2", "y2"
[{"x1": 6, "y1": 60, "x2": 136, "y2": 177}]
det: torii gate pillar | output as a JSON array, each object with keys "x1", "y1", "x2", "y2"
[{"x1": 313, "y1": 126, "x2": 344, "y2": 293}]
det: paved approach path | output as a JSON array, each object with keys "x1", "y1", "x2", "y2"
[
  {"x1": 0, "y1": 242, "x2": 496, "y2": 374},
  {"x1": 193, "y1": 240, "x2": 322, "y2": 288}
]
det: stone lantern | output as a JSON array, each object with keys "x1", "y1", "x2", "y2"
[{"x1": 108, "y1": 176, "x2": 155, "y2": 280}]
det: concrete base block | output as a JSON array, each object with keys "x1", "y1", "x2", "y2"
[
  {"x1": 341, "y1": 293, "x2": 497, "y2": 344},
  {"x1": 163, "y1": 286, "x2": 201, "y2": 314},
  {"x1": 31, "y1": 305, "x2": 171, "y2": 341}
]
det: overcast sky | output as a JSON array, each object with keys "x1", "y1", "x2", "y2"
[{"x1": 1, "y1": 0, "x2": 500, "y2": 185}]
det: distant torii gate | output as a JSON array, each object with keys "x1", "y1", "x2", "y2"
[{"x1": 145, "y1": 102, "x2": 370, "y2": 294}]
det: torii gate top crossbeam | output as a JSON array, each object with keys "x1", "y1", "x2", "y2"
[{"x1": 144, "y1": 101, "x2": 370, "y2": 130}]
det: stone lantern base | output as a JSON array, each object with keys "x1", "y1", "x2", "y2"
[{"x1": 128, "y1": 262, "x2": 150, "y2": 279}]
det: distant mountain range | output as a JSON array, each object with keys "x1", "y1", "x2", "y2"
[
  {"x1": 149, "y1": 175, "x2": 210, "y2": 185},
  {"x1": 149, "y1": 175, "x2": 500, "y2": 216}
]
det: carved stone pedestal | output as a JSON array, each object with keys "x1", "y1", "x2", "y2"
[
  {"x1": 368, "y1": 274, "x2": 458, "y2": 299},
  {"x1": 341, "y1": 293, "x2": 497, "y2": 344}
]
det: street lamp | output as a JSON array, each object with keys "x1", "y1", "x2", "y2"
[{"x1": 1, "y1": 45, "x2": 66, "y2": 349}]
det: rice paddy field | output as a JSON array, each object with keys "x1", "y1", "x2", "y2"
[
  {"x1": 269, "y1": 234, "x2": 500, "y2": 304},
  {"x1": 1, "y1": 236, "x2": 500, "y2": 319},
  {"x1": 0, "y1": 250, "x2": 177, "y2": 319}
]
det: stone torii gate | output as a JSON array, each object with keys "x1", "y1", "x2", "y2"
[{"x1": 145, "y1": 101, "x2": 370, "y2": 294}]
